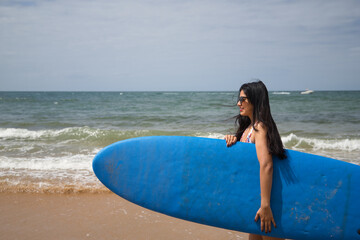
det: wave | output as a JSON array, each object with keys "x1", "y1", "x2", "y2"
[
  {"x1": 195, "y1": 132, "x2": 225, "y2": 139},
  {"x1": 0, "y1": 154, "x2": 95, "y2": 171},
  {"x1": 282, "y1": 133, "x2": 360, "y2": 152},
  {"x1": 0, "y1": 128, "x2": 63, "y2": 139},
  {"x1": 0, "y1": 127, "x2": 150, "y2": 143},
  {"x1": 0, "y1": 127, "x2": 226, "y2": 141},
  {"x1": 2, "y1": 128, "x2": 358, "y2": 153},
  {"x1": 3, "y1": 128, "x2": 358, "y2": 152},
  {"x1": 0, "y1": 153, "x2": 107, "y2": 194}
]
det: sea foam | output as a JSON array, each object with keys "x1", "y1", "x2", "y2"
[{"x1": 282, "y1": 133, "x2": 360, "y2": 152}]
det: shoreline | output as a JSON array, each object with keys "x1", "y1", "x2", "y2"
[{"x1": 0, "y1": 192, "x2": 248, "y2": 239}]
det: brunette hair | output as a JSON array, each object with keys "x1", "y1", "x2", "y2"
[{"x1": 235, "y1": 80, "x2": 286, "y2": 159}]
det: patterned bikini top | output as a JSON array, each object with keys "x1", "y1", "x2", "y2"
[{"x1": 241, "y1": 126, "x2": 254, "y2": 143}]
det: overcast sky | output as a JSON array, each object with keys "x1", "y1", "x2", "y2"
[{"x1": 1, "y1": 0, "x2": 359, "y2": 91}]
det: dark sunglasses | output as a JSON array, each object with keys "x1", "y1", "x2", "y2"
[{"x1": 237, "y1": 96, "x2": 248, "y2": 104}]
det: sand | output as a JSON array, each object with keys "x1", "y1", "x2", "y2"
[{"x1": 0, "y1": 192, "x2": 248, "y2": 240}]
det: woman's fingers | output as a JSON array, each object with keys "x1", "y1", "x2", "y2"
[
  {"x1": 272, "y1": 218, "x2": 277, "y2": 228},
  {"x1": 224, "y1": 135, "x2": 236, "y2": 147},
  {"x1": 265, "y1": 221, "x2": 268, "y2": 233},
  {"x1": 254, "y1": 208, "x2": 276, "y2": 233},
  {"x1": 262, "y1": 220, "x2": 271, "y2": 233},
  {"x1": 254, "y1": 212, "x2": 259, "y2": 222}
]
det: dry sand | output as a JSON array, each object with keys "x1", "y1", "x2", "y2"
[{"x1": 0, "y1": 192, "x2": 248, "y2": 240}]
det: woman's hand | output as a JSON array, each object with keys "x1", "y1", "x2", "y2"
[
  {"x1": 224, "y1": 135, "x2": 237, "y2": 147},
  {"x1": 254, "y1": 205, "x2": 277, "y2": 233}
]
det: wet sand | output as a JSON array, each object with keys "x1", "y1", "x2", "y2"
[{"x1": 0, "y1": 192, "x2": 248, "y2": 239}]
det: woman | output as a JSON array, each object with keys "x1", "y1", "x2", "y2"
[{"x1": 225, "y1": 80, "x2": 286, "y2": 240}]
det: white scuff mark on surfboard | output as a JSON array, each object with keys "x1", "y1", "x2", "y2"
[
  {"x1": 326, "y1": 180, "x2": 342, "y2": 200},
  {"x1": 291, "y1": 204, "x2": 311, "y2": 224}
]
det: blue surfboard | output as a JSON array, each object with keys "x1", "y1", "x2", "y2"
[{"x1": 93, "y1": 136, "x2": 360, "y2": 240}]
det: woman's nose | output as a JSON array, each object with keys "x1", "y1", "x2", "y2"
[{"x1": 237, "y1": 101, "x2": 241, "y2": 106}]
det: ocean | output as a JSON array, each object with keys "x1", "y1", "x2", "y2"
[{"x1": 1, "y1": 91, "x2": 359, "y2": 194}]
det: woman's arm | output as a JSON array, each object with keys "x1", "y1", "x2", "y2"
[{"x1": 254, "y1": 123, "x2": 276, "y2": 233}]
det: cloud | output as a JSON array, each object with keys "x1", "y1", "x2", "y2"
[{"x1": 0, "y1": 0, "x2": 359, "y2": 90}]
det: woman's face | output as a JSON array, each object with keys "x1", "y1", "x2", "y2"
[{"x1": 237, "y1": 90, "x2": 254, "y2": 119}]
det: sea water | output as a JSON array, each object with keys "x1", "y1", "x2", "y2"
[{"x1": 0, "y1": 91, "x2": 359, "y2": 193}]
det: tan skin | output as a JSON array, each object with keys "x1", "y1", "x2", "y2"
[{"x1": 225, "y1": 91, "x2": 284, "y2": 240}]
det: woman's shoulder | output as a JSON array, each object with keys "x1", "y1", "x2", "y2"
[
  {"x1": 253, "y1": 122, "x2": 268, "y2": 140},
  {"x1": 254, "y1": 121, "x2": 267, "y2": 132}
]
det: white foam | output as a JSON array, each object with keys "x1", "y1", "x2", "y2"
[
  {"x1": 0, "y1": 154, "x2": 94, "y2": 171},
  {"x1": 0, "y1": 127, "x2": 102, "y2": 140},
  {"x1": 0, "y1": 128, "x2": 48, "y2": 139},
  {"x1": 195, "y1": 132, "x2": 225, "y2": 139},
  {"x1": 0, "y1": 151, "x2": 101, "y2": 193},
  {"x1": 282, "y1": 133, "x2": 360, "y2": 152}
]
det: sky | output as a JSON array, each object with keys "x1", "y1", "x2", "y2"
[{"x1": 0, "y1": 0, "x2": 359, "y2": 91}]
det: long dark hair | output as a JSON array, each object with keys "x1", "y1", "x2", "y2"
[{"x1": 235, "y1": 80, "x2": 286, "y2": 159}]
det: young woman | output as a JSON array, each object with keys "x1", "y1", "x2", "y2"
[{"x1": 225, "y1": 80, "x2": 286, "y2": 240}]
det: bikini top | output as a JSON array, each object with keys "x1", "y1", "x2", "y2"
[{"x1": 241, "y1": 126, "x2": 254, "y2": 143}]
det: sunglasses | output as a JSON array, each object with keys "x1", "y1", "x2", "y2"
[{"x1": 237, "y1": 96, "x2": 248, "y2": 104}]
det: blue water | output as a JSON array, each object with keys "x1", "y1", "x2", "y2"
[{"x1": 0, "y1": 91, "x2": 359, "y2": 193}]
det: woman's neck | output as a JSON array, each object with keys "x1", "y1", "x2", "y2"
[{"x1": 249, "y1": 114, "x2": 254, "y2": 125}]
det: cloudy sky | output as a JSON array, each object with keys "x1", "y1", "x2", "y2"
[{"x1": 1, "y1": 0, "x2": 359, "y2": 91}]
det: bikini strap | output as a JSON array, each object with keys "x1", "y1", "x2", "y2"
[{"x1": 245, "y1": 127, "x2": 253, "y2": 143}]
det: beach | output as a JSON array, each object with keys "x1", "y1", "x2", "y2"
[
  {"x1": 1, "y1": 91, "x2": 359, "y2": 239},
  {"x1": 1, "y1": 192, "x2": 248, "y2": 240}
]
